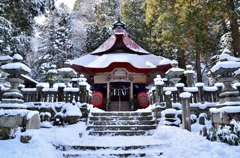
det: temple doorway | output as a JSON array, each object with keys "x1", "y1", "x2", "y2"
[{"x1": 110, "y1": 82, "x2": 130, "y2": 102}]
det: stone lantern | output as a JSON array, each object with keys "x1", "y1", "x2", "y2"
[
  {"x1": 58, "y1": 60, "x2": 77, "y2": 87},
  {"x1": 154, "y1": 75, "x2": 164, "y2": 103},
  {"x1": 165, "y1": 60, "x2": 184, "y2": 86},
  {"x1": 0, "y1": 55, "x2": 12, "y2": 85},
  {"x1": 184, "y1": 65, "x2": 195, "y2": 87},
  {"x1": 0, "y1": 54, "x2": 31, "y2": 109},
  {"x1": 78, "y1": 74, "x2": 88, "y2": 103},
  {"x1": 211, "y1": 53, "x2": 240, "y2": 106},
  {"x1": 47, "y1": 64, "x2": 57, "y2": 88}
]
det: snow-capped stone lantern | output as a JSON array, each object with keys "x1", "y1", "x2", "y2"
[
  {"x1": 0, "y1": 55, "x2": 12, "y2": 85},
  {"x1": 184, "y1": 65, "x2": 195, "y2": 87},
  {"x1": 154, "y1": 75, "x2": 164, "y2": 103},
  {"x1": 165, "y1": 60, "x2": 184, "y2": 86},
  {"x1": 47, "y1": 64, "x2": 57, "y2": 88},
  {"x1": 0, "y1": 54, "x2": 31, "y2": 109},
  {"x1": 210, "y1": 51, "x2": 240, "y2": 106},
  {"x1": 58, "y1": 60, "x2": 77, "y2": 87}
]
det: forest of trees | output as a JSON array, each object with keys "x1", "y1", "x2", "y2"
[{"x1": 0, "y1": 0, "x2": 240, "y2": 84}]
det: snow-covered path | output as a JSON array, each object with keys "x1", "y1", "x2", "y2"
[{"x1": 1, "y1": 121, "x2": 240, "y2": 158}]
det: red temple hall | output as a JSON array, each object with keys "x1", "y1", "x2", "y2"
[{"x1": 71, "y1": 20, "x2": 171, "y2": 111}]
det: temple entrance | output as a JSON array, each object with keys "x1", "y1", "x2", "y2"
[
  {"x1": 110, "y1": 82, "x2": 130, "y2": 101},
  {"x1": 110, "y1": 82, "x2": 130, "y2": 111}
]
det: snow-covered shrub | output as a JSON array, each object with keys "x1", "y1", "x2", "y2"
[{"x1": 200, "y1": 119, "x2": 240, "y2": 146}]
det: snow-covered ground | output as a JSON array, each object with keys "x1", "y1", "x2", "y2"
[{"x1": 0, "y1": 109, "x2": 240, "y2": 158}]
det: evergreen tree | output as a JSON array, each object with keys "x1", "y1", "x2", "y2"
[
  {"x1": 121, "y1": 0, "x2": 150, "y2": 51},
  {"x1": 143, "y1": 0, "x2": 222, "y2": 82},
  {"x1": 32, "y1": 3, "x2": 74, "y2": 81},
  {"x1": 0, "y1": 0, "x2": 45, "y2": 64},
  {"x1": 85, "y1": 0, "x2": 121, "y2": 53}
]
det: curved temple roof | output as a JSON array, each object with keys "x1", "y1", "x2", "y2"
[
  {"x1": 71, "y1": 21, "x2": 172, "y2": 74},
  {"x1": 91, "y1": 28, "x2": 149, "y2": 55}
]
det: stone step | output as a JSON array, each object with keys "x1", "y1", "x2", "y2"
[
  {"x1": 88, "y1": 130, "x2": 154, "y2": 136},
  {"x1": 89, "y1": 116, "x2": 154, "y2": 121},
  {"x1": 91, "y1": 112, "x2": 152, "y2": 117},
  {"x1": 88, "y1": 120, "x2": 155, "y2": 125},
  {"x1": 57, "y1": 144, "x2": 163, "y2": 157},
  {"x1": 86, "y1": 125, "x2": 157, "y2": 131},
  {"x1": 56, "y1": 144, "x2": 162, "y2": 151},
  {"x1": 63, "y1": 151, "x2": 163, "y2": 157}
]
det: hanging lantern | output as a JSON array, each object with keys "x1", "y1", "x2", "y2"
[
  {"x1": 137, "y1": 92, "x2": 149, "y2": 108},
  {"x1": 92, "y1": 91, "x2": 103, "y2": 107}
]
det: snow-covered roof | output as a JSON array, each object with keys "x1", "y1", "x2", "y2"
[
  {"x1": 72, "y1": 53, "x2": 171, "y2": 73},
  {"x1": 91, "y1": 28, "x2": 149, "y2": 55},
  {"x1": 1, "y1": 62, "x2": 31, "y2": 73}
]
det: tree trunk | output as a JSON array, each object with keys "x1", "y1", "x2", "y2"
[
  {"x1": 229, "y1": 0, "x2": 240, "y2": 57},
  {"x1": 177, "y1": 49, "x2": 187, "y2": 85},
  {"x1": 196, "y1": 51, "x2": 202, "y2": 82},
  {"x1": 177, "y1": 49, "x2": 186, "y2": 69}
]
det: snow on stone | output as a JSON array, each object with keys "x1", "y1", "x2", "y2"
[
  {"x1": 219, "y1": 53, "x2": 240, "y2": 62},
  {"x1": 211, "y1": 61, "x2": 240, "y2": 73},
  {"x1": 179, "y1": 92, "x2": 191, "y2": 98},
  {"x1": 58, "y1": 67, "x2": 77, "y2": 74},
  {"x1": 190, "y1": 102, "x2": 216, "y2": 109},
  {"x1": 41, "y1": 121, "x2": 53, "y2": 128},
  {"x1": 13, "y1": 54, "x2": 23, "y2": 60},
  {"x1": 64, "y1": 105, "x2": 82, "y2": 117},
  {"x1": 37, "y1": 83, "x2": 65, "y2": 88},
  {"x1": 27, "y1": 111, "x2": 39, "y2": 120},
  {"x1": 0, "y1": 109, "x2": 28, "y2": 116},
  {"x1": 64, "y1": 88, "x2": 79, "y2": 92},
  {"x1": 0, "y1": 55, "x2": 12, "y2": 61},
  {"x1": 163, "y1": 87, "x2": 177, "y2": 91},
  {"x1": 195, "y1": 82, "x2": 204, "y2": 87},
  {"x1": 184, "y1": 87, "x2": 198, "y2": 92},
  {"x1": 184, "y1": 69, "x2": 195, "y2": 74},
  {"x1": 165, "y1": 91, "x2": 172, "y2": 95},
  {"x1": 215, "y1": 82, "x2": 224, "y2": 88},
  {"x1": 175, "y1": 83, "x2": 184, "y2": 87},
  {"x1": 1, "y1": 62, "x2": 31, "y2": 73},
  {"x1": 210, "y1": 106, "x2": 240, "y2": 117},
  {"x1": 47, "y1": 69, "x2": 58, "y2": 74},
  {"x1": 42, "y1": 87, "x2": 58, "y2": 92},
  {"x1": 161, "y1": 108, "x2": 178, "y2": 116},
  {"x1": 21, "y1": 88, "x2": 37, "y2": 92},
  {"x1": 154, "y1": 75, "x2": 164, "y2": 85},
  {"x1": 0, "y1": 103, "x2": 27, "y2": 108},
  {"x1": 203, "y1": 86, "x2": 218, "y2": 91},
  {"x1": 21, "y1": 74, "x2": 39, "y2": 84}
]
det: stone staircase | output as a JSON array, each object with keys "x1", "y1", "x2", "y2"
[
  {"x1": 109, "y1": 101, "x2": 131, "y2": 111},
  {"x1": 87, "y1": 111, "x2": 156, "y2": 136},
  {"x1": 56, "y1": 111, "x2": 162, "y2": 157}
]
